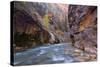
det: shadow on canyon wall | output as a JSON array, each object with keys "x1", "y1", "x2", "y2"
[{"x1": 12, "y1": 1, "x2": 97, "y2": 56}]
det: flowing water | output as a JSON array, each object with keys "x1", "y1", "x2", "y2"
[{"x1": 13, "y1": 43, "x2": 91, "y2": 66}]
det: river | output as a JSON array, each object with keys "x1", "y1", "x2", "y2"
[{"x1": 13, "y1": 43, "x2": 93, "y2": 66}]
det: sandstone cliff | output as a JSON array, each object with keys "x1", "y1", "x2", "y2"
[
  {"x1": 68, "y1": 5, "x2": 97, "y2": 54},
  {"x1": 12, "y1": 2, "x2": 97, "y2": 55}
]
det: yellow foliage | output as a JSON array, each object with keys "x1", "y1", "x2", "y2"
[{"x1": 43, "y1": 14, "x2": 49, "y2": 29}]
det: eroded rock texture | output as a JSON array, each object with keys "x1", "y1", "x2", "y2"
[
  {"x1": 13, "y1": 1, "x2": 97, "y2": 56},
  {"x1": 13, "y1": 2, "x2": 70, "y2": 51},
  {"x1": 68, "y1": 5, "x2": 97, "y2": 54}
]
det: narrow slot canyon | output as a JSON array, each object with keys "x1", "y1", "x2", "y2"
[{"x1": 12, "y1": 1, "x2": 97, "y2": 65}]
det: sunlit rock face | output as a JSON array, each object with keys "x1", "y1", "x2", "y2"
[{"x1": 68, "y1": 5, "x2": 97, "y2": 54}]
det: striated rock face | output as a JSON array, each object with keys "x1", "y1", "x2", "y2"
[
  {"x1": 13, "y1": 1, "x2": 97, "y2": 56},
  {"x1": 13, "y1": 2, "x2": 70, "y2": 50},
  {"x1": 13, "y1": 2, "x2": 69, "y2": 32},
  {"x1": 68, "y1": 5, "x2": 97, "y2": 54},
  {"x1": 13, "y1": 3, "x2": 50, "y2": 49},
  {"x1": 13, "y1": 9, "x2": 51, "y2": 49}
]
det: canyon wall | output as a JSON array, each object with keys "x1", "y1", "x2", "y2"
[
  {"x1": 12, "y1": 2, "x2": 97, "y2": 54},
  {"x1": 13, "y1": 2, "x2": 70, "y2": 50},
  {"x1": 68, "y1": 5, "x2": 97, "y2": 54}
]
